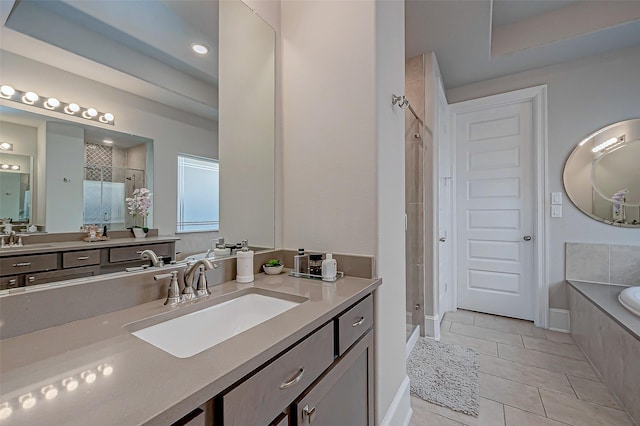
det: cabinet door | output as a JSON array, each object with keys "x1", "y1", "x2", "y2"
[
  {"x1": 222, "y1": 322, "x2": 334, "y2": 426},
  {"x1": 294, "y1": 331, "x2": 373, "y2": 426}
]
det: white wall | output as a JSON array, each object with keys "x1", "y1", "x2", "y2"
[
  {"x1": 376, "y1": 1, "x2": 412, "y2": 423},
  {"x1": 281, "y1": 0, "x2": 377, "y2": 255},
  {"x1": 0, "y1": 121, "x2": 37, "y2": 157},
  {"x1": 281, "y1": 0, "x2": 409, "y2": 422},
  {"x1": 219, "y1": 0, "x2": 276, "y2": 249},
  {"x1": 45, "y1": 122, "x2": 84, "y2": 232},
  {"x1": 447, "y1": 45, "x2": 640, "y2": 309}
]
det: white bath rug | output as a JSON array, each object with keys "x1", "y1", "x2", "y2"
[{"x1": 407, "y1": 337, "x2": 480, "y2": 417}]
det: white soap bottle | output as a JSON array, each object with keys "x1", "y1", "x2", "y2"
[
  {"x1": 321, "y1": 253, "x2": 337, "y2": 281},
  {"x1": 236, "y1": 240, "x2": 254, "y2": 283}
]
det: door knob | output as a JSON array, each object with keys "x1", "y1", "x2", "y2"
[
  {"x1": 523, "y1": 235, "x2": 532, "y2": 241},
  {"x1": 439, "y1": 237, "x2": 446, "y2": 242}
]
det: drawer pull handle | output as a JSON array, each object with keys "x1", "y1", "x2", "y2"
[
  {"x1": 76, "y1": 256, "x2": 90, "y2": 260},
  {"x1": 352, "y1": 316, "x2": 365, "y2": 327},
  {"x1": 279, "y1": 368, "x2": 304, "y2": 389},
  {"x1": 303, "y1": 405, "x2": 316, "y2": 423},
  {"x1": 8, "y1": 279, "x2": 17, "y2": 285},
  {"x1": 28, "y1": 276, "x2": 35, "y2": 283},
  {"x1": 13, "y1": 262, "x2": 31, "y2": 267}
]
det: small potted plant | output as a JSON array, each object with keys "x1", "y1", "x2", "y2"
[
  {"x1": 126, "y1": 188, "x2": 152, "y2": 238},
  {"x1": 263, "y1": 259, "x2": 284, "y2": 275}
]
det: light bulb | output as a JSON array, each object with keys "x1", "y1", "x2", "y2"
[
  {"x1": 0, "y1": 85, "x2": 15, "y2": 98},
  {"x1": 98, "y1": 364, "x2": 113, "y2": 376},
  {"x1": 62, "y1": 377, "x2": 79, "y2": 392},
  {"x1": 45, "y1": 97, "x2": 60, "y2": 109},
  {"x1": 0, "y1": 142, "x2": 12, "y2": 150},
  {"x1": 0, "y1": 403, "x2": 12, "y2": 420},
  {"x1": 100, "y1": 112, "x2": 115, "y2": 123},
  {"x1": 65, "y1": 103, "x2": 80, "y2": 114},
  {"x1": 1, "y1": 164, "x2": 9, "y2": 169},
  {"x1": 87, "y1": 108, "x2": 97, "y2": 117},
  {"x1": 41, "y1": 385, "x2": 58, "y2": 400},
  {"x1": 81, "y1": 370, "x2": 97, "y2": 384},
  {"x1": 10, "y1": 165, "x2": 20, "y2": 171},
  {"x1": 191, "y1": 43, "x2": 208, "y2": 55},
  {"x1": 23, "y1": 91, "x2": 39, "y2": 104},
  {"x1": 19, "y1": 394, "x2": 36, "y2": 410}
]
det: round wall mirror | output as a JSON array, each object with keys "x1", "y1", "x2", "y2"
[{"x1": 564, "y1": 118, "x2": 640, "y2": 227}]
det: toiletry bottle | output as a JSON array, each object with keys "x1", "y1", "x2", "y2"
[
  {"x1": 322, "y1": 253, "x2": 337, "y2": 281},
  {"x1": 309, "y1": 254, "x2": 323, "y2": 276},
  {"x1": 236, "y1": 240, "x2": 254, "y2": 283},
  {"x1": 293, "y1": 248, "x2": 309, "y2": 275}
]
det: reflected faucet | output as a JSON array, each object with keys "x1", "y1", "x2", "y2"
[{"x1": 140, "y1": 249, "x2": 163, "y2": 267}]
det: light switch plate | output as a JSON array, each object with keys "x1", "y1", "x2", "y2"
[
  {"x1": 551, "y1": 192, "x2": 563, "y2": 205},
  {"x1": 552, "y1": 205, "x2": 563, "y2": 218}
]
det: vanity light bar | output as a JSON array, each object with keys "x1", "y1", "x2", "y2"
[
  {"x1": 0, "y1": 164, "x2": 20, "y2": 171},
  {"x1": 0, "y1": 84, "x2": 115, "y2": 126},
  {"x1": 592, "y1": 136, "x2": 624, "y2": 153}
]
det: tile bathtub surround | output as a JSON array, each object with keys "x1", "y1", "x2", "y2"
[
  {"x1": 565, "y1": 242, "x2": 640, "y2": 286},
  {"x1": 568, "y1": 284, "x2": 640, "y2": 425},
  {"x1": 410, "y1": 309, "x2": 635, "y2": 426}
]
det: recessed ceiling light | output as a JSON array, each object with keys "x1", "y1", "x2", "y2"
[{"x1": 191, "y1": 43, "x2": 209, "y2": 55}]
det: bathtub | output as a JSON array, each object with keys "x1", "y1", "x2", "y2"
[{"x1": 567, "y1": 280, "x2": 640, "y2": 423}]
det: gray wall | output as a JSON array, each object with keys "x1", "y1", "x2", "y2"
[{"x1": 448, "y1": 45, "x2": 640, "y2": 310}]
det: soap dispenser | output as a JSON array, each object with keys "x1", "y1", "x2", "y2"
[
  {"x1": 322, "y1": 253, "x2": 337, "y2": 281},
  {"x1": 236, "y1": 240, "x2": 254, "y2": 283}
]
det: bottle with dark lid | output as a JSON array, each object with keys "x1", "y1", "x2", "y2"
[{"x1": 309, "y1": 254, "x2": 323, "y2": 276}]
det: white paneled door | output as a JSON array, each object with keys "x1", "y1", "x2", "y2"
[{"x1": 455, "y1": 100, "x2": 535, "y2": 320}]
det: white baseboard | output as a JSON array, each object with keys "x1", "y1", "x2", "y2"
[
  {"x1": 549, "y1": 308, "x2": 570, "y2": 333},
  {"x1": 423, "y1": 314, "x2": 440, "y2": 340},
  {"x1": 379, "y1": 375, "x2": 412, "y2": 426},
  {"x1": 406, "y1": 325, "x2": 420, "y2": 359}
]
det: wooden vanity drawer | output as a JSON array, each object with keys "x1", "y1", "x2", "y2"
[
  {"x1": 0, "y1": 253, "x2": 58, "y2": 276},
  {"x1": 0, "y1": 275, "x2": 22, "y2": 290},
  {"x1": 26, "y1": 266, "x2": 99, "y2": 286},
  {"x1": 109, "y1": 243, "x2": 173, "y2": 263},
  {"x1": 63, "y1": 249, "x2": 101, "y2": 268},
  {"x1": 337, "y1": 294, "x2": 373, "y2": 355},
  {"x1": 223, "y1": 322, "x2": 334, "y2": 426}
]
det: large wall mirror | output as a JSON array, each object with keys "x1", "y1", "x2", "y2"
[
  {"x1": 564, "y1": 118, "x2": 640, "y2": 228},
  {"x1": 0, "y1": 0, "x2": 275, "y2": 249}
]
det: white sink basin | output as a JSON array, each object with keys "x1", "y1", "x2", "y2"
[
  {"x1": 619, "y1": 286, "x2": 640, "y2": 317},
  {"x1": 130, "y1": 292, "x2": 303, "y2": 358}
]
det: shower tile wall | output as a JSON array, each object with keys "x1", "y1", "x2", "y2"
[{"x1": 406, "y1": 55, "x2": 426, "y2": 330}]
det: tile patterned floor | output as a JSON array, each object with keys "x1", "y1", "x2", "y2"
[{"x1": 409, "y1": 310, "x2": 635, "y2": 426}]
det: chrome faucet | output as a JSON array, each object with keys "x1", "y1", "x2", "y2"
[
  {"x1": 140, "y1": 249, "x2": 164, "y2": 267},
  {"x1": 183, "y1": 259, "x2": 217, "y2": 300},
  {"x1": 154, "y1": 271, "x2": 181, "y2": 306}
]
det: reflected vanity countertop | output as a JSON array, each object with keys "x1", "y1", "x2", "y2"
[
  {"x1": 0, "y1": 273, "x2": 381, "y2": 425},
  {"x1": 0, "y1": 235, "x2": 180, "y2": 257},
  {"x1": 567, "y1": 280, "x2": 640, "y2": 340}
]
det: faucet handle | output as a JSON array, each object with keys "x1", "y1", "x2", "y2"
[
  {"x1": 155, "y1": 271, "x2": 181, "y2": 307},
  {"x1": 195, "y1": 266, "x2": 211, "y2": 298}
]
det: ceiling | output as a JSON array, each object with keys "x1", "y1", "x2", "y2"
[
  {"x1": 1, "y1": 0, "x2": 219, "y2": 120},
  {"x1": 406, "y1": 0, "x2": 640, "y2": 89}
]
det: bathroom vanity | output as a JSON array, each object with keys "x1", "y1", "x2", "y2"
[
  {"x1": 0, "y1": 233, "x2": 177, "y2": 290},
  {"x1": 0, "y1": 272, "x2": 380, "y2": 425}
]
